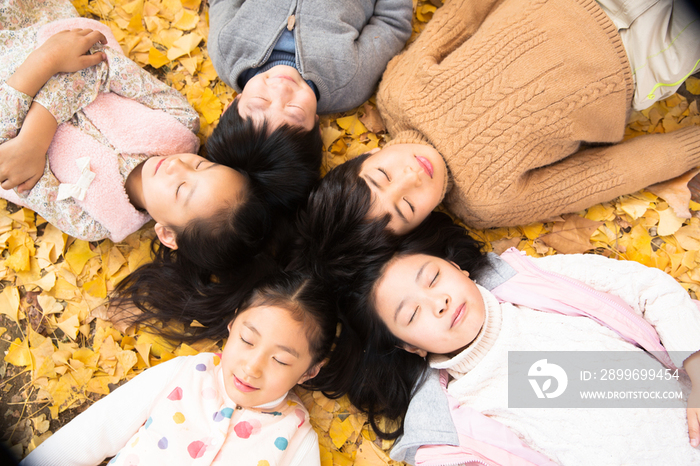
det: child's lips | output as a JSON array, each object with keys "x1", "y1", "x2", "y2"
[
  {"x1": 451, "y1": 303, "x2": 466, "y2": 328},
  {"x1": 274, "y1": 74, "x2": 296, "y2": 84},
  {"x1": 233, "y1": 375, "x2": 258, "y2": 393},
  {"x1": 154, "y1": 158, "x2": 165, "y2": 175},
  {"x1": 415, "y1": 156, "x2": 434, "y2": 178}
]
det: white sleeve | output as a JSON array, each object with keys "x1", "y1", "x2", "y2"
[
  {"x1": 531, "y1": 253, "x2": 700, "y2": 367},
  {"x1": 20, "y1": 357, "x2": 187, "y2": 466},
  {"x1": 286, "y1": 428, "x2": 321, "y2": 466}
]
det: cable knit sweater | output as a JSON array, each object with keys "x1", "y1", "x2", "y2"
[
  {"x1": 430, "y1": 253, "x2": 700, "y2": 465},
  {"x1": 376, "y1": 0, "x2": 700, "y2": 228}
]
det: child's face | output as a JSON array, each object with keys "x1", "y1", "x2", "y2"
[
  {"x1": 221, "y1": 305, "x2": 319, "y2": 408},
  {"x1": 373, "y1": 253, "x2": 485, "y2": 358},
  {"x1": 140, "y1": 153, "x2": 246, "y2": 230},
  {"x1": 236, "y1": 65, "x2": 318, "y2": 132},
  {"x1": 359, "y1": 144, "x2": 447, "y2": 235}
]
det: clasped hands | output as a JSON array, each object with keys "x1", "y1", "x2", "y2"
[{"x1": 0, "y1": 28, "x2": 107, "y2": 193}]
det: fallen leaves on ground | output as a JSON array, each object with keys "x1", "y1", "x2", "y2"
[{"x1": 1, "y1": 0, "x2": 700, "y2": 464}]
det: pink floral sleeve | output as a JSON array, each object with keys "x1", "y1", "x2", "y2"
[
  {"x1": 33, "y1": 45, "x2": 199, "y2": 132},
  {"x1": 0, "y1": 82, "x2": 32, "y2": 142}
]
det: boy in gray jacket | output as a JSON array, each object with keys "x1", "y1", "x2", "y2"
[{"x1": 208, "y1": 0, "x2": 413, "y2": 130}]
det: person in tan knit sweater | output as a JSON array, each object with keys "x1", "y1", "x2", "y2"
[{"x1": 316, "y1": 0, "x2": 700, "y2": 232}]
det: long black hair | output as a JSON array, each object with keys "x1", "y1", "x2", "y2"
[
  {"x1": 309, "y1": 212, "x2": 489, "y2": 439},
  {"x1": 290, "y1": 152, "x2": 387, "y2": 281},
  {"x1": 111, "y1": 101, "x2": 323, "y2": 332}
]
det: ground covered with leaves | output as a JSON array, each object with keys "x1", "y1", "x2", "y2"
[{"x1": 1, "y1": 0, "x2": 700, "y2": 464}]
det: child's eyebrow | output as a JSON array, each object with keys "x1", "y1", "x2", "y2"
[
  {"x1": 277, "y1": 344, "x2": 299, "y2": 358},
  {"x1": 243, "y1": 322, "x2": 259, "y2": 335},
  {"x1": 244, "y1": 322, "x2": 300, "y2": 358},
  {"x1": 394, "y1": 260, "x2": 429, "y2": 322},
  {"x1": 184, "y1": 164, "x2": 216, "y2": 207},
  {"x1": 363, "y1": 176, "x2": 409, "y2": 224}
]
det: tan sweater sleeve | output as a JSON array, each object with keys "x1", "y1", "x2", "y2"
[
  {"x1": 410, "y1": 0, "x2": 505, "y2": 59},
  {"x1": 377, "y1": 0, "x2": 504, "y2": 135},
  {"x1": 449, "y1": 125, "x2": 700, "y2": 228}
]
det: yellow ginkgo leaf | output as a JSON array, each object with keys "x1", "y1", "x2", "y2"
[
  {"x1": 685, "y1": 76, "x2": 700, "y2": 95},
  {"x1": 64, "y1": 240, "x2": 96, "y2": 275},
  {"x1": 5, "y1": 338, "x2": 32, "y2": 367},
  {"x1": 197, "y1": 58, "x2": 218, "y2": 86},
  {"x1": 197, "y1": 87, "x2": 222, "y2": 124},
  {"x1": 148, "y1": 46, "x2": 170, "y2": 68},
  {"x1": 657, "y1": 207, "x2": 685, "y2": 237},
  {"x1": 0, "y1": 286, "x2": 20, "y2": 323},
  {"x1": 84, "y1": 274, "x2": 107, "y2": 299},
  {"x1": 56, "y1": 315, "x2": 80, "y2": 340},
  {"x1": 167, "y1": 32, "x2": 202, "y2": 60},
  {"x1": 120, "y1": 0, "x2": 143, "y2": 15},
  {"x1": 179, "y1": 55, "x2": 199, "y2": 75},
  {"x1": 619, "y1": 197, "x2": 651, "y2": 220},
  {"x1": 416, "y1": 3, "x2": 437, "y2": 22},
  {"x1": 155, "y1": 28, "x2": 184, "y2": 49},
  {"x1": 181, "y1": 0, "x2": 201, "y2": 10},
  {"x1": 336, "y1": 115, "x2": 368, "y2": 136},
  {"x1": 172, "y1": 9, "x2": 199, "y2": 30}
]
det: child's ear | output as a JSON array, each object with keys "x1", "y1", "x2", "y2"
[
  {"x1": 297, "y1": 361, "x2": 324, "y2": 384},
  {"x1": 401, "y1": 343, "x2": 428, "y2": 358},
  {"x1": 450, "y1": 260, "x2": 469, "y2": 277},
  {"x1": 154, "y1": 223, "x2": 178, "y2": 250}
]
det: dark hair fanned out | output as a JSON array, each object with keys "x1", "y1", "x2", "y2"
[
  {"x1": 308, "y1": 212, "x2": 489, "y2": 439},
  {"x1": 112, "y1": 101, "x2": 323, "y2": 336},
  {"x1": 290, "y1": 152, "x2": 393, "y2": 283}
]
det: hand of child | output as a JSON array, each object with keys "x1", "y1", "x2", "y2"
[
  {"x1": 6, "y1": 29, "x2": 107, "y2": 98},
  {"x1": 0, "y1": 136, "x2": 46, "y2": 193},
  {"x1": 688, "y1": 389, "x2": 700, "y2": 447},
  {"x1": 36, "y1": 28, "x2": 108, "y2": 75}
]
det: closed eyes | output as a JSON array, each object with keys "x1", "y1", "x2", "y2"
[
  {"x1": 404, "y1": 198, "x2": 414, "y2": 213},
  {"x1": 378, "y1": 168, "x2": 390, "y2": 181}
]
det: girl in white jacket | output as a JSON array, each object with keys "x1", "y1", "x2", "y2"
[
  {"x1": 330, "y1": 212, "x2": 700, "y2": 465},
  {"x1": 21, "y1": 273, "x2": 334, "y2": 466}
]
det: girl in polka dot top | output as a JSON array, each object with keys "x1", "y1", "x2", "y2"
[{"x1": 21, "y1": 273, "x2": 336, "y2": 466}]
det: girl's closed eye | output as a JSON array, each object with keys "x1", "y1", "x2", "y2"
[
  {"x1": 430, "y1": 270, "x2": 439, "y2": 286},
  {"x1": 176, "y1": 182, "x2": 184, "y2": 196},
  {"x1": 409, "y1": 306, "x2": 419, "y2": 324},
  {"x1": 379, "y1": 168, "x2": 390, "y2": 181},
  {"x1": 240, "y1": 336, "x2": 253, "y2": 346},
  {"x1": 404, "y1": 197, "x2": 415, "y2": 213},
  {"x1": 273, "y1": 357, "x2": 289, "y2": 366}
]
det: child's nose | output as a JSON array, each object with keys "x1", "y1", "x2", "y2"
[
  {"x1": 244, "y1": 354, "x2": 264, "y2": 378},
  {"x1": 165, "y1": 158, "x2": 185, "y2": 174},
  {"x1": 400, "y1": 167, "x2": 421, "y2": 187},
  {"x1": 268, "y1": 81, "x2": 294, "y2": 99},
  {"x1": 433, "y1": 295, "x2": 449, "y2": 317}
]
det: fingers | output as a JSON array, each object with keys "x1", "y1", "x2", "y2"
[
  {"x1": 688, "y1": 408, "x2": 700, "y2": 447},
  {"x1": 81, "y1": 51, "x2": 107, "y2": 68},
  {"x1": 0, "y1": 177, "x2": 19, "y2": 192},
  {"x1": 84, "y1": 29, "x2": 108, "y2": 46},
  {"x1": 16, "y1": 174, "x2": 41, "y2": 194},
  {"x1": 69, "y1": 28, "x2": 108, "y2": 45}
]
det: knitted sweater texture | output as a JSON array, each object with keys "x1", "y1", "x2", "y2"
[{"x1": 376, "y1": 0, "x2": 700, "y2": 228}]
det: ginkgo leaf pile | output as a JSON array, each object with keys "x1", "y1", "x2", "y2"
[{"x1": 1, "y1": 0, "x2": 700, "y2": 465}]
